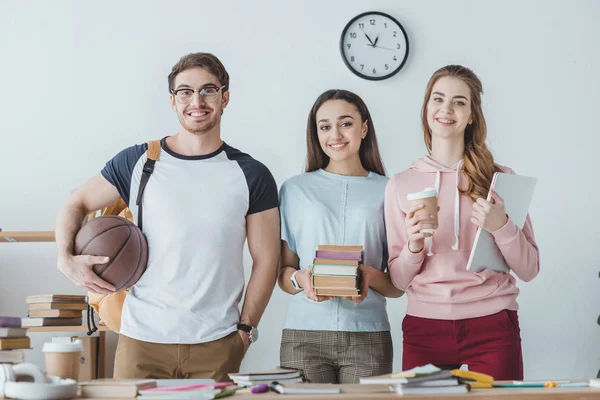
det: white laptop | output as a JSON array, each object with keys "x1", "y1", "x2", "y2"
[{"x1": 466, "y1": 172, "x2": 537, "y2": 273}]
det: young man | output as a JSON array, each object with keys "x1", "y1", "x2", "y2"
[{"x1": 55, "y1": 53, "x2": 280, "y2": 380}]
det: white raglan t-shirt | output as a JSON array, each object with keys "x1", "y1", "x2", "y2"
[{"x1": 101, "y1": 138, "x2": 278, "y2": 344}]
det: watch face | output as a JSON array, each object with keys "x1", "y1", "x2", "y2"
[
  {"x1": 340, "y1": 11, "x2": 409, "y2": 81},
  {"x1": 250, "y1": 327, "x2": 259, "y2": 343}
]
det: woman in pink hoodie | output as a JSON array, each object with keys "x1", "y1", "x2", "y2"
[{"x1": 385, "y1": 65, "x2": 539, "y2": 380}]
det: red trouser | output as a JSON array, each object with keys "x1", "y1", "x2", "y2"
[{"x1": 402, "y1": 310, "x2": 523, "y2": 380}]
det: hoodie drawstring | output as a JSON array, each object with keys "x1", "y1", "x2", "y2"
[
  {"x1": 451, "y1": 160, "x2": 463, "y2": 251},
  {"x1": 427, "y1": 160, "x2": 463, "y2": 256}
]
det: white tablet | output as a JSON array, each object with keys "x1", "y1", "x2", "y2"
[{"x1": 466, "y1": 172, "x2": 537, "y2": 273}]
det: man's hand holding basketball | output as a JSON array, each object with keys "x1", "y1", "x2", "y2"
[{"x1": 57, "y1": 255, "x2": 116, "y2": 295}]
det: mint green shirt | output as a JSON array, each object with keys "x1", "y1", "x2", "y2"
[{"x1": 280, "y1": 169, "x2": 390, "y2": 332}]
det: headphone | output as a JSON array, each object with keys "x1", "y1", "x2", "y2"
[{"x1": 0, "y1": 363, "x2": 77, "y2": 400}]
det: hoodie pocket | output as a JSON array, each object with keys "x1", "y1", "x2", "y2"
[{"x1": 409, "y1": 268, "x2": 500, "y2": 304}]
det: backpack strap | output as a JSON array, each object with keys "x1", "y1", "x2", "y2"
[{"x1": 135, "y1": 140, "x2": 161, "y2": 230}]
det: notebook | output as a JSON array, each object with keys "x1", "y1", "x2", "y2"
[{"x1": 466, "y1": 172, "x2": 537, "y2": 273}]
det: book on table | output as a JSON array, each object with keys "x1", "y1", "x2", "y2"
[
  {"x1": 0, "y1": 327, "x2": 27, "y2": 338},
  {"x1": 391, "y1": 383, "x2": 470, "y2": 395},
  {"x1": 21, "y1": 317, "x2": 83, "y2": 327},
  {"x1": 25, "y1": 294, "x2": 87, "y2": 304},
  {"x1": 270, "y1": 382, "x2": 341, "y2": 394},
  {"x1": 0, "y1": 316, "x2": 22, "y2": 328},
  {"x1": 79, "y1": 379, "x2": 157, "y2": 398},
  {"x1": 228, "y1": 368, "x2": 303, "y2": 386},
  {"x1": 0, "y1": 337, "x2": 31, "y2": 350},
  {"x1": 0, "y1": 349, "x2": 25, "y2": 364},
  {"x1": 27, "y1": 302, "x2": 87, "y2": 311},
  {"x1": 28, "y1": 309, "x2": 83, "y2": 318}
]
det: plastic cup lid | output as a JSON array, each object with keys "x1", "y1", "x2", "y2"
[
  {"x1": 42, "y1": 341, "x2": 83, "y2": 353},
  {"x1": 407, "y1": 187, "x2": 438, "y2": 201}
]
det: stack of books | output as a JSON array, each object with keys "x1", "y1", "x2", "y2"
[
  {"x1": 0, "y1": 316, "x2": 29, "y2": 363},
  {"x1": 228, "y1": 368, "x2": 303, "y2": 387},
  {"x1": 360, "y1": 363, "x2": 492, "y2": 394},
  {"x1": 312, "y1": 245, "x2": 363, "y2": 297},
  {"x1": 21, "y1": 294, "x2": 87, "y2": 327}
]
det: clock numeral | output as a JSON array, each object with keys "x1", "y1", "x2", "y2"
[
  {"x1": 393, "y1": 31, "x2": 397, "y2": 37},
  {"x1": 397, "y1": 43, "x2": 401, "y2": 49},
  {"x1": 349, "y1": 32, "x2": 356, "y2": 39},
  {"x1": 347, "y1": 43, "x2": 351, "y2": 49},
  {"x1": 384, "y1": 23, "x2": 387, "y2": 28},
  {"x1": 360, "y1": 64, "x2": 364, "y2": 70},
  {"x1": 393, "y1": 55, "x2": 398, "y2": 61},
  {"x1": 369, "y1": 19, "x2": 376, "y2": 26},
  {"x1": 350, "y1": 56, "x2": 355, "y2": 62},
  {"x1": 385, "y1": 64, "x2": 389, "y2": 70},
  {"x1": 358, "y1": 23, "x2": 364, "y2": 29},
  {"x1": 372, "y1": 68, "x2": 377, "y2": 74}
]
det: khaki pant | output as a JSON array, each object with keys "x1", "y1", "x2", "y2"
[{"x1": 113, "y1": 331, "x2": 245, "y2": 381}]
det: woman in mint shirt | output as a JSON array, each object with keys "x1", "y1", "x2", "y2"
[{"x1": 277, "y1": 89, "x2": 404, "y2": 384}]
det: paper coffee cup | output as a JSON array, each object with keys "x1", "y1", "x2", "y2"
[
  {"x1": 42, "y1": 340, "x2": 83, "y2": 381},
  {"x1": 407, "y1": 187, "x2": 438, "y2": 234}
]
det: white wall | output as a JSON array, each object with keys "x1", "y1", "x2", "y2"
[{"x1": 1, "y1": 0, "x2": 599, "y2": 380}]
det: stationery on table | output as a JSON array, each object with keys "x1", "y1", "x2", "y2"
[
  {"x1": 360, "y1": 364, "x2": 494, "y2": 393},
  {"x1": 268, "y1": 382, "x2": 341, "y2": 394},
  {"x1": 138, "y1": 383, "x2": 236, "y2": 399},
  {"x1": 466, "y1": 172, "x2": 537, "y2": 273},
  {"x1": 494, "y1": 380, "x2": 588, "y2": 388}
]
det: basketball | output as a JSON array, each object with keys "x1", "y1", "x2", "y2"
[{"x1": 73, "y1": 216, "x2": 148, "y2": 291}]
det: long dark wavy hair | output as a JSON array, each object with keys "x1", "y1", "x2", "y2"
[{"x1": 305, "y1": 89, "x2": 386, "y2": 176}]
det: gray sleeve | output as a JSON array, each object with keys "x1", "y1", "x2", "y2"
[{"x1": 100, "y1": 143, "x2": 147, "y2": 205}]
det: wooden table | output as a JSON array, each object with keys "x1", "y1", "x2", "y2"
[
  {"x1": 26, "y1": 325, "x2": 110, "y2": 379},
  {"x1": 231, "y1": 386, "x2": 600, "y2": 399}
]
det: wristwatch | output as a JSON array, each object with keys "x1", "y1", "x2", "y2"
[
  {"x1": 237, "y1": 323, "x2": 258, "y2": 344},
  {"x1": 290, "y1": 270, "x2": 302, "y2": 290}
]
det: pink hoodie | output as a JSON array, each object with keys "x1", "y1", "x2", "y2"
[{"x1": 385, "y1": 156, "x2": 539, "y2": 320}]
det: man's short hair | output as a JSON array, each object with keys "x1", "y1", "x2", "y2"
[{"x1": 168, "y1": 53, "x2": 229, "y2": 92}]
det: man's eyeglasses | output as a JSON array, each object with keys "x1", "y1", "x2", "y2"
[{"x1": 170, "y1": 85, "x2": 226, "y2": 104}]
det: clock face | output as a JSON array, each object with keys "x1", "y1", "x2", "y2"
[{"x1": 340, "y1": 11, "x2": 409, "y2": 81}]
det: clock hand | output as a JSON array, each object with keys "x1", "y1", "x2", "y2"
[
  {"x1": 366, "y1": 44, "x2": 395, "y2": 52},
  {"x1": 363, "y1": 32, "x2": 375, "y2": 46},
  {"x1": 373, "y1": 35, "x2": 379, "y2": 47}
]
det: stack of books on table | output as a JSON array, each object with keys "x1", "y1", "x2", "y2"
[
  {"x1": 312, "y1": 245, "x2": 363, "y2": 297},
  {"x1": 228, "y1": 368, "x2": 303, "y2": 386},
  {"x1": 0, "y1": 317, "x2": 29, "y2": 363},
  {"x1": 360, "y1": 364, "x2": 492, "y2": 395},
  {"x1": 21, "y1": 294, "x2": 87, "y2": 327}
]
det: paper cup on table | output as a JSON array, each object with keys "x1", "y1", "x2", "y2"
[{"x1": 42, "y1": 340, "x2": 83, "y2": 380}]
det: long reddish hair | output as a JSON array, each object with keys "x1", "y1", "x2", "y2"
[{"x1": 422, "y1": 65, "x2": 501, "y2": 201}]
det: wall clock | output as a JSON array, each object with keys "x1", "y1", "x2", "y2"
[{"x1": 340, "y1": 11, "x2": 409, "y2": 80}]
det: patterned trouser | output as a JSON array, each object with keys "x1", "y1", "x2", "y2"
[{"x1": 279, "y1": 329, "x2": 393, "y2": 384}]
